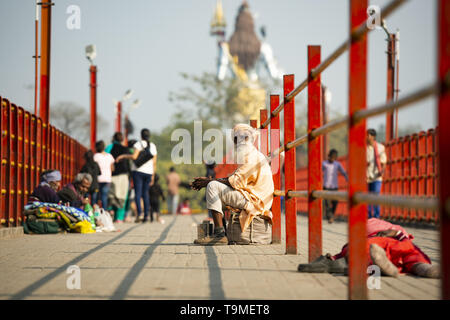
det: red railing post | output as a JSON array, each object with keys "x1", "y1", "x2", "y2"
[
  {"x1": 402, "y1": 136, "x2": 411, "y2": 220},
  {"x1": 30, "y1": 115, "x2": 36, "y2": 192},
  {"x1": 17, "y1": 107, "x2": 24, "y2": 226},
  {"x1": 116, "y1": 101, "x2": 122, "y2": 133},
  {"x1": 284, "y1": 74, "x2": 297, "y2": 255},
  {"x1": 9, "y1": 103, "x2": 18, "y2": 227},
  {"x1": 437, "y1": 0, "x2": 450, "y2": 300},
  {"x1": 270, "y1": 95, "x2": 282, "y2": 244},
  {"x1": 90, "y1": 65, "x2": 97, "y2": 151},
  {"x1": 36, "y1": 118, "x2": 42, "y2": 186},
  {"x1": 386, "y1": 34, "x2": 396, "y2": 142},
  {"x1": 434, "y1": 128, "x2": 439, "y2": 222},
  {"x1": 410, "y1": 134, "x2": 419, "y2": 221},
  {"x1": 307, "y1": 45, "x2": 323, "y2": 262},
  {"x1": 0, "y1": 98, "x2": 8, "y2": 227},
  {"x1": 426, "y1": 129, "x2": 435, "y2": 222},
  {"x1": 418, "y1": 131, "x2": 427, "y2": 221},
  {"x1": 393, "y1": 138, "x2": 402, "y2": 219},
  {"x1": 24, "y1": 112, "x2": 31, "y2": 207},
  {"x1": 39, "y1": 1, "x2": 52, "y2": 125},
  {"x1": 348, "y1": 0, "x2": 368, "y2": 300}
]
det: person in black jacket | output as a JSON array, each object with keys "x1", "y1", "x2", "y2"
[
  {"x1": 80, "y1": 150, "x2": 101, "y2": 205},
  {"x1": 149, "y1": 173, "x2": 165, "y2": 223},
  {"x1": 108, "y1": 132, "x2": 132, "y2": 222}
]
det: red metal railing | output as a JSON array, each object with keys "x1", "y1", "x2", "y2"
[
  {"x1": 216, "y1": 0, "x2": 449, "y2": 300},
  {"x1": 1, "y1": 96, "x2": 87, "y2": 228}
]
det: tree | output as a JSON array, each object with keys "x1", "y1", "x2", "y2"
[
  {"x1": 169, "y1": 72, "x2": 280, "y2": 129},
  {"x1": 50, "y1": 101, "x2": 109, "y2": 146}
]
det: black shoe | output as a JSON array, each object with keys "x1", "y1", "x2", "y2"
[{"x1": 298, "y1": 256, "x2": 347, "y2": 273}]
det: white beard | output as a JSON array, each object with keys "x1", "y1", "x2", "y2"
[{"x1": 234, "y1": 142, "x2": 255, "y2": 164}]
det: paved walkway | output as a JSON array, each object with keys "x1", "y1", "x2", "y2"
[{"x1": 0, "y1": 213, "x2": 441, "y2": 300}]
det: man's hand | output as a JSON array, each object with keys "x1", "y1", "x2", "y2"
[{"x1": 190, "y1": 177, "x2": 212, "y2": 191}]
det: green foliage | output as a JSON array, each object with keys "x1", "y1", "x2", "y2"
[
  {"x1": 151, "y1": 118, "x2": 223, "y2": 210},
  {"x1": 168, "y1": 72, "x2": 281, "y2": 129}
]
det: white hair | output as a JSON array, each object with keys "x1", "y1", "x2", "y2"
[{"x1": 74, "y1": 172, "x2": 92, "y2": 184}]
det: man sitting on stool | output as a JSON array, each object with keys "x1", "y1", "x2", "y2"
[{"x1": 191, "y1": 123, "x2": 274, "y2": 245}]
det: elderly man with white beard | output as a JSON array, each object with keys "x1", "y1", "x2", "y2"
[{"x1": 190, "y1": 123, "x2": 274, "y2": 245}]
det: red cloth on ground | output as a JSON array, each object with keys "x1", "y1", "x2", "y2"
[
  {"x1": 333, "y1": 237, "x2": 431, "y2": 274},
  {"x1": 366, "y1": 218, "x2": 413, "y2": 240}
]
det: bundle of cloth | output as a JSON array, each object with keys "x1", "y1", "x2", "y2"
[{"x1": 24, "y1": 201, "x2": 95, "y2": 234}]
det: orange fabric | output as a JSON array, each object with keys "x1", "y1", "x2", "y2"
[
  {"x1": 367, "y1": 237, "x2": 431, "y2": 273},
  {"x1": 228, "y1": 149, "x2": 274, "y2": 232},
  {"x1": 334, "y1": 237, "x2": 431, "y2": 274}
]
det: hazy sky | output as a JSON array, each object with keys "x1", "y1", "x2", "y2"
[{"x1": 0, "y1": 0, "x2": 437, "y2": 142}]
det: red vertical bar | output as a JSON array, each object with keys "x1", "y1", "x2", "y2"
[
  {"x1": 39, "y1": 1, "x2": 51, "y2": 124},
  {"x1": 9, "y1": 104, "x2": 18, "y2": 227},
  {"x1": 418, "y1": 131, "x2": 426, "y2": 221},
  {"x1": 17, "y1": 107, "x2": 24, "y2": 226},
  {"x1": 61, "y1": 135, "x2": 66, "y2": 184},
  {"x1": 51, "y1": 126, "x2": 56, "y2": 170},
  {"x1": 426, "y1": 129, "x2": 435, "y2": 222},
  {"x1": 394, "y1": 138, "x2": 402, "y2": 219},
  {"x1": 90, "y1": 65, "x2": 97, "y2": 151},
  {"x1": 30, "y1": 114, "x2": 36, "y2": 196},
  {"x1": 307, "y1": 45, "x2": 323, "y2": 262},
  {"x1": 284, "y1": 74, "x2": 297, "y2": 255},
  {"x1": 410, "y1": 134, "x2": 418, "y2": 221},
  {"x1": 36, "y1": 119, "x2": 42, "y2": 185},
  {"x1": 385, "y1": 34, "x2": 396, "y2": 142},
  {"x1": 270, "y1": 95, "x2": 282, "y2": 244},
  {"x1": 348, "y1": 0, "x2": 368, "y2": 300},
  {"x1": 24, "y1": 112, "x2": 31, "y2": 206},
  {"x1": 381, "y1": 141, "x2": 390, "y2": 218},
  {"x1": 434, "y1": 128, "x2": 439, "y2": 222},
  {"x1": 116, "y1": 101, "x2": 122, "y2": 133},
  {"x1": 0, "y1": 98, "x2": 8, "y2": 226},
  {"x1": 41, "y1": 122, "x2": 47, "y2": 172},
  {"x1": 438, "y1": 0, "x2": 450, "y2": 300},
  {"x1": 402, "y1": 136, "x2": 411, "y2": 220},
  {"x1": 70, "y1": 138, "x2": 75, "y2": 179}
]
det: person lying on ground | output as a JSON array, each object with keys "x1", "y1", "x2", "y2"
[
  {"x1": 190, "y1": 123, "x2": 274, "y2": 245},
  {"x1": 28, "y1": 170, "x2": 62, "y2": 204},
  {"x1": 58, "y1": 173, "x2": 92, "y2": 209},
  {"x1": 297, "y1": 218, "x2": 440, "y2": 278}
]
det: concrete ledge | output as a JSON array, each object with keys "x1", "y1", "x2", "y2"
[{"x1": 0, "y1": 227, "x2": 24, "y2": 239}]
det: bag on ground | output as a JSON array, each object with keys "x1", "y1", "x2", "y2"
[{"x1": 226, "y1": 211, "x2": 272, "y2": 245}]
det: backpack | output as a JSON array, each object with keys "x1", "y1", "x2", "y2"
[{"x1": 134, "y1": 141, "x2": 154, "y2": 168}]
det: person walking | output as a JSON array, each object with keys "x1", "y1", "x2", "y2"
[
  {"x1": 117, "y1": 129, "x2": 157, "y2": 223},
  {"x1": 108, "y1": 132, "x2": 131, "y2": 223},
  {"x1": 366, "y1": 129, "x2": 387, "y2": 218},
  {"x1": 93, "y1": 141, "x2": 115, "y2": 209},
  {"x1": 166, "y1": 167, "x2": 181, "y2": 215},
  {"x1": 322, "y1": 149, "x2": 348, "y2": 223}
]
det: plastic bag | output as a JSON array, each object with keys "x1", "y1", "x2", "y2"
[{"x1": 95, "y1": 208, "x2": 116, "y2": 232}]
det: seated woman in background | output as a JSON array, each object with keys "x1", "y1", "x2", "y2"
[{"x1": 28, "y1": 170, "x2": 62, "y2": 204}]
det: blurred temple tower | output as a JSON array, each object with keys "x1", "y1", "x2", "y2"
[{"x1": 210, "y1": 0, "x2": 284, "y2": 123}]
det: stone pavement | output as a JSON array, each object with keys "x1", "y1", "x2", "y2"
[{"x1": 0, "y1": 213, "x2": 441, "y2": 300}]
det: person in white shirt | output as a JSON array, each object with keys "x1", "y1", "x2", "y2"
[
  {"x1": 366, "y1": 129, "x2": 387, "y2": 218},
  {"x1": 93, "y1": 140, "x2": 115, "y2": 209},
  {"x1": 117, "y1": 128, "x2": 157, "y2": 223}
]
